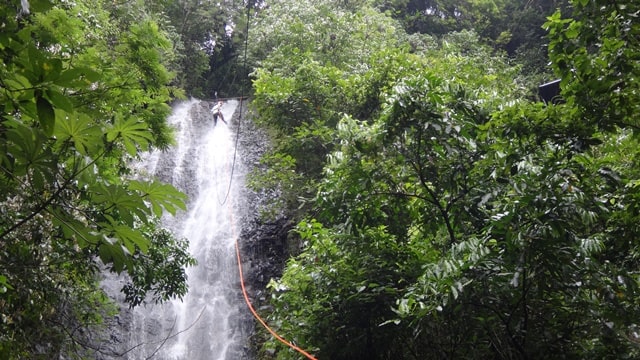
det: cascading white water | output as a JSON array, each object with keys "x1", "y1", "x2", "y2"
[{"x1": 121, "y1": 99, "x2": 249, "y2": 360}]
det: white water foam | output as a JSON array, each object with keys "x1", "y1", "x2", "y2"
[{"x1": 120, "y1": 99, "x2": 248, "y2": 360}]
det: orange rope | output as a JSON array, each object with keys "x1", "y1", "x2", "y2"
[
  {"x1": 222, "y1": 116, "x2": 317, "y2": 359},
  {"x1": 226, "y1": 4, "x2": 317, "y2": 358},
  {"x1": 232, "y1": 220, "x2": 318, "y2": 360}
]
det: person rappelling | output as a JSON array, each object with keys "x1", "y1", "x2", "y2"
[{"x1": 211, "y1": 100, "x2": 227, "y2": 126}]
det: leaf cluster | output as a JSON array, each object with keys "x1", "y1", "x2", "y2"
[
  {"x1": 250, "y1": 0, "x2": 640, "y2": 359},
  {"x1": 0, "y1": 0, "x2": 195, "y2": 357}
]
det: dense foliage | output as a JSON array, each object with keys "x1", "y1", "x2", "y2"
[
  {"x1": 154, "y1": 0, "x2": 255, "y2": 97},
  {"x1": 248, "y1": 0, "x2": 640, "y2": 358},
  {"x1": 375, "y1": 0, "x2": 572, "y2": 75},
  {"x1": 2, "y1": 0, "x2": 639, "y2": 358},
  {"x1": 0, "y1": 0, "x2": 196, "y2": 357}
]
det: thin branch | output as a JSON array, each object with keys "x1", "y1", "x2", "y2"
[
  {"x1": 0, "y1": 148, "x2": 108, "y2": 241},
  {"x1": 144, "y1": 306, "x2": 206, "y2": 360}
]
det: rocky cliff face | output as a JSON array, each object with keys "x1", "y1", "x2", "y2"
[
  {"x1": 234, "y1": 99, "x2": 296, "y2": 357},
  {"x1": 235, "y1": 99, "x2": 292, "y2": 305}
]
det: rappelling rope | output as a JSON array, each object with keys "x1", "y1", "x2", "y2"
[
  {"x1": 234, "y1": 233, "x2": 318, "y2": 360},
  {"x1": 216, "y1": 99, "x2": 241, "y2": 206},
  {"x1": 217, "y1": 3, "x2": 318, "y2": 359},
  {"x1": 222, "y1": 135, "x2": 319, "y2": 359},
  {"x1": 216, "y1": 0, "x2": 255, "y2": 206}
]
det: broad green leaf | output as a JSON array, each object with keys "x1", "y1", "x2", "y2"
[
  {"x1": 36, "y1": 96, "x2": 55, "y2": 136},
  {"x1": 5, "y1": 121, "x2": 53, "y2": 180},
  {"x1": 45, "y1": 88, "x2": 73, "y2": 113},
  {"x1": 26, "y1": 44, "x2": 44, "y2": 82},
  {"x1": 99, "y1": 242, "x2": 127, "y2": 273},
  {"x1": 106, "y1": 115, "x2": 154, "y2": 155},
  {"x1": 3, "y1": 73, "x2": 32, "y2": 90},
  {"x1": 113, "y1": 225, "x2": 150, "y2": 254},
  {"x1": 42, "y1": 58, "x2": 63, "y2": 82},
  {"x1": 129, "y1": 180, "x2": 187, "y2": 217},
  {"x1": 54, "y1": 113, "x2": 102, "y2": 155},
  {"x1": 50, "y1": 208, "x2": 100, "y2": 248},
  {"x1": 91, "y1": 183, "x2": 148, "y2": 226},
  {"x1": 54, "y1": 66, "x2": 100, "y2": 87}
]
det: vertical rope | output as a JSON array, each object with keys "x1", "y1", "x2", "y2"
[
  {"x1": 227, "y1": 3, "x2": 318, "y2": 359},
  {"x1": 217, "y1": 1, "x2": 251, "y2": 206},
  {"x1": 234, "y1": 236, "x2": 318, "y2": 360}
]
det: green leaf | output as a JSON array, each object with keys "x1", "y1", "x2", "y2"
[
  {"x1": 106, "y1": 115, "x2": 154, "y2": 155},
  {"x1": 129, "y1": 180, "x2": 187, "y2": 217},
  {"x1": 0, "y1": 275, "x2": 13, "y2": 293},
  {"x1": 3, "y1": 73, "x2": 32, "y2": 90},
  {"x1": 50, "y1": 208, "x2": 100, "y2": 249},
  {"x1": 5, "y1": 120, "x2": 53, "y2": 180},
  {"x1": 91, "y1": 183, "x2": 148, "y2": 226},
  {"x1": 99, "y1": 242, "x2": 127, "y2": 273},
  {"x1": 42, "y1": 58, "x2": 63, "y2": 82},
  {"x1": 565, "y1": 22, "x2": 581, "y2": 39},
  {"x1": 36, "y1": 96, "x2": 55, "y2": 136},
  {"x1": 26, "y1": 44, "x2": 44, "y2": 81},
  {"x1": 45, "y1": 88, "x2": 73, "y2": 113},
  {"x1": 54, "y1": 113, "x2": 102, "y2": 155},
  {"x1": 113, "y1": 225, "x2": 150, "y2": 254},
  {"x1": 54, "y1": 66, "x2": 100, "y2": 87}
]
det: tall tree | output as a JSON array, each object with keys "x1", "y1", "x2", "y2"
[
  {"x1": 0, "y1": 0, "x2": 195, "y2": 357},
  {"x1": 261, "y1": 34, "x2": 527, "y2": 359},
  {"x1": 253, "y1": 0, "x2": 640, "y2": 358},
  {"x1": 149, "y1": 0, "x2": 254, "y2": 97},
  {"x1": 376, "y1": 0, "x2": 571, "y2": 77},
  {"x1": 249, "y1": 0, "x2": 418, "y2": 218}
]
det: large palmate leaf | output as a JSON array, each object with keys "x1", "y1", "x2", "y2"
[
  {"x1": 106, "y1": 115, "x2": 154, "y2": 155},
  {"x1": 91, "y1": 182, "x2": 149, "y2": 226},
  {"x1": 54, "y1": 113, "x2": 103, "y2": 155},
  {"x1": 98, "y1": 240, "x2": 131, "y2": 274},
  {"x1": 112, "y1": 224, "x2": 150, "y2": 254},
  {"x1": 49, "y1": 207, "x2": 100, "y2": 249},
  {"x1": 3, "y1": 119, "x2": 56, "y2": 189},
  {"x1": 129, "y1": 179, "x2": 187, "y2": 217}
]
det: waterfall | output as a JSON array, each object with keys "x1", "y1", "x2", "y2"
[{"x1": 112, "y1": 99, "x2": 250, "y2": 359}]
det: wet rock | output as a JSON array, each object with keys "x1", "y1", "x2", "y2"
[{"x1": 235, "y1": 101, "x2": 292, "y2": 299}]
